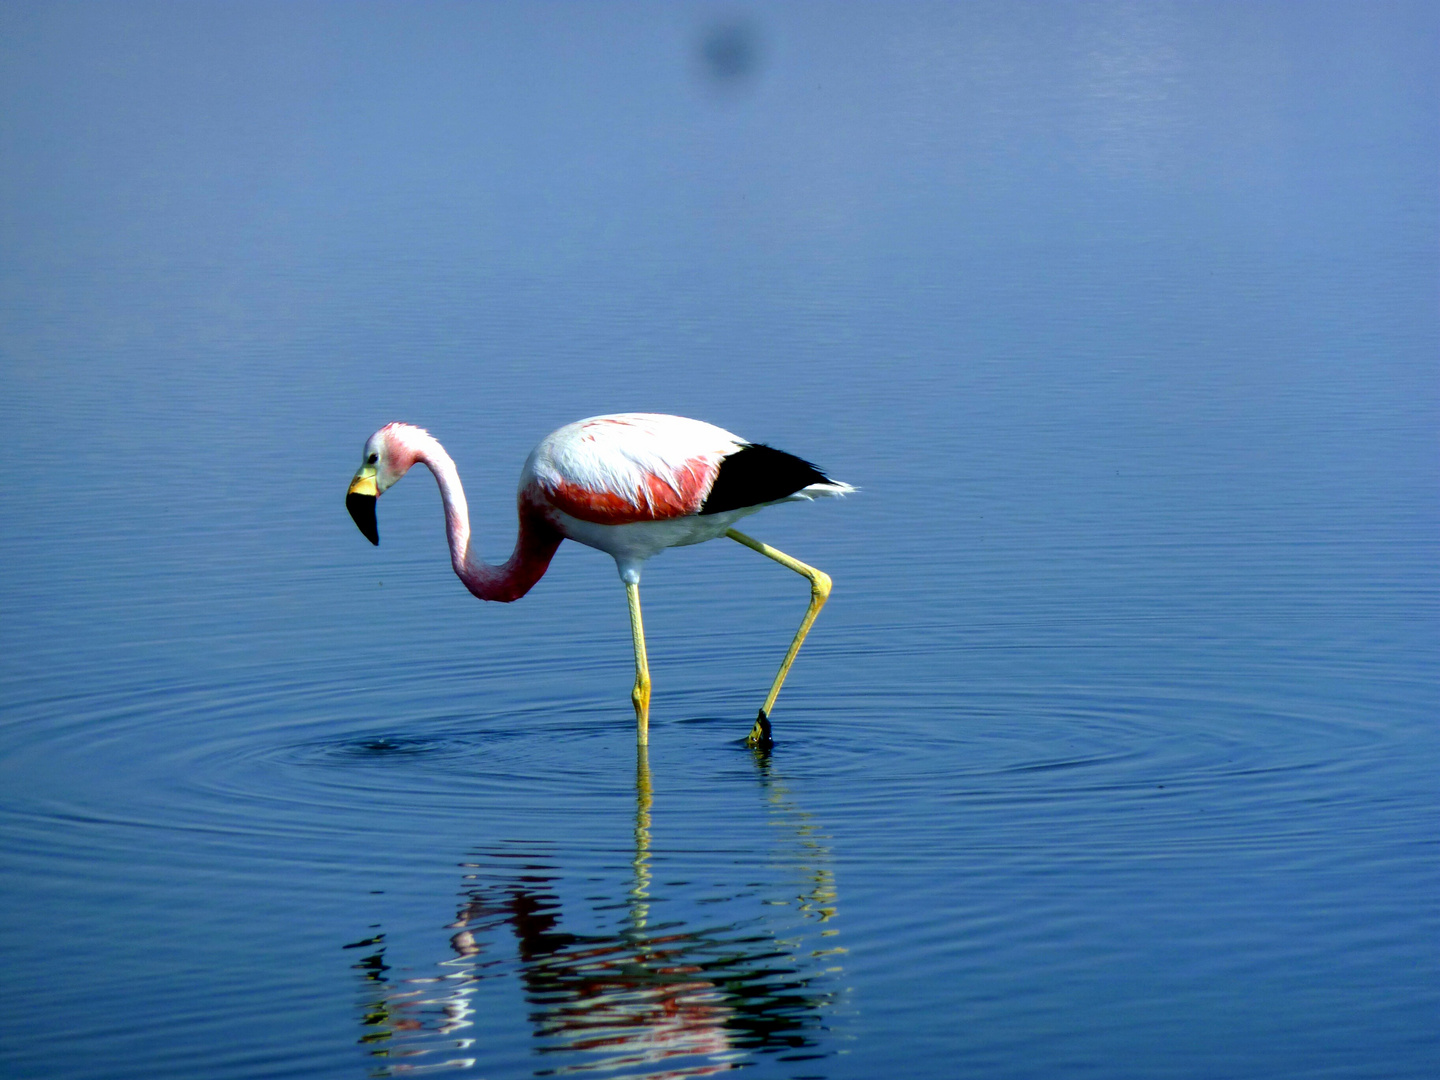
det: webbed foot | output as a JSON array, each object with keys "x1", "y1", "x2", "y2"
[{"x1": 743, "y1": 710, "x2": 773, "y2": 750}]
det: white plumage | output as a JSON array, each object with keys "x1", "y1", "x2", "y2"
[{"x1": 526, "y1": 413, "x2": 746, "y2": 517}]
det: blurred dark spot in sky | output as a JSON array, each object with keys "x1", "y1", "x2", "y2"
[{"x1": 696, "y1": 18, "x2": 763, "y2": 88}]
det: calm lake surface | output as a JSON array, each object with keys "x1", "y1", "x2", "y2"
[{"x1": 2, "y1": 3, "x2": 1436, "y2": 1078}]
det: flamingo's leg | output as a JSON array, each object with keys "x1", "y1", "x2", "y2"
[
  {"x1": 725, "y1": 528, "x2": 833, "y2": 748},
  {"x1": 626, "y1": 580, "x2": 651, "y2": 746}
]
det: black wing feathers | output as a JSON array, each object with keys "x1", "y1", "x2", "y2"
[{"x1": 699, "y1": 444, "x2": 831, "y2": 515}]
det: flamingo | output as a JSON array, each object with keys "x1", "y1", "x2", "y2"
[{"x1": 345, "y1": 413, "x2": 853, "y2": 748}]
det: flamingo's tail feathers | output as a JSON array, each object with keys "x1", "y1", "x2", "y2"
[
  {"x1": 700, "y1": 444, "x2": 836, "y2": 514},
  {"x1": 793, "y1": 479, "x2": 857, "y2": 501},
  {"x1": 699, "y1": 443, "x2": 856, "y2": 513}
]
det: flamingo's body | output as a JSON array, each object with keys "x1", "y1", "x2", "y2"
[{"x1": 346, "y1": 413, "x2": 852, "y2": 746}]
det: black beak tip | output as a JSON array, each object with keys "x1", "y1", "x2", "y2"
[{"x1": 347, "y1": 492, "x2": 379, "y2": 546}]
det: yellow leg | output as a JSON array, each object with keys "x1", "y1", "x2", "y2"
[
  {"x1": 626, "y1": 580, "x2": 651, "y2": 746},
  {"x1": 726, "y1": 528, "x2": 833, "y2": 748}
]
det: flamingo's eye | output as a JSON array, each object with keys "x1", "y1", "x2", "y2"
[{"x1": 367, "y1": 453, "x2": 379, "y2": 465}]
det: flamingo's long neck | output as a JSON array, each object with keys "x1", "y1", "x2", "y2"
[{"x1": 401, "y1": 428, "x2": 561, "y2": 603}]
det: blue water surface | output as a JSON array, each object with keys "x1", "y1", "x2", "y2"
[{"x1": 1, "y1": 3, "x2": 1436, "y2": 1078}]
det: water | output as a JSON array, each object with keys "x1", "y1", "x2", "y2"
[{"x1": 2, "y1": 3, "x2": 1436, "y2": 1077}]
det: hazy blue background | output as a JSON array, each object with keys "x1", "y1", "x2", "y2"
[{"x1": 2, "y1": 3, "x2": 1436, "y2": 1078}]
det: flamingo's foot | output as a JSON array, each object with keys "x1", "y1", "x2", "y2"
[
  {"x1": 632, "y1": 682, "x2": 650, "y2": 747},
  {"x1": 743, "y1": 711, "x2": 773, "y2": 750}
]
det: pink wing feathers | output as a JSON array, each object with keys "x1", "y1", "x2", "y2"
[{"x1": 524, "y1": 414, "x2": 746, "y2": 526}]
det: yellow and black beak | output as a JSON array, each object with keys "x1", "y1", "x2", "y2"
[{"x1": 347, "y1": 466, "x2": 379, "y2": 545}]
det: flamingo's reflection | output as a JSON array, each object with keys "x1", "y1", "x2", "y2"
[{"x1": 350, "y1": 746, "x2": 845, "y2": 1077}]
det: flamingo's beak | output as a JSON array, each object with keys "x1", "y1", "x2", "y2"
[{"x1": 347, "y1": 466, "x2": 379, "y2": 545}]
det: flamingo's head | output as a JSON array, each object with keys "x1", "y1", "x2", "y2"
[{"x1": 347, "y1": 424, "x2": 415, "y2": 545}]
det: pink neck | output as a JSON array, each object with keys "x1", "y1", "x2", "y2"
[{"x1": 397, "y1": 428, "x2": 562, "y2": 603}]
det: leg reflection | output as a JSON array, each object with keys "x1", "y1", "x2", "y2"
[
  {"x1": 350, "y1": 748, "x2": 846, "y2": 1077},
  {"x1": 631, "y1": 741, "x2": 651, "y2": 932}
]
